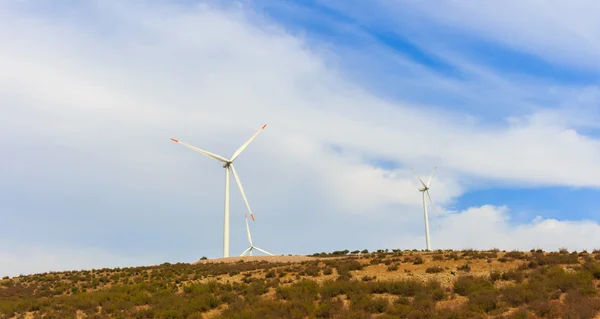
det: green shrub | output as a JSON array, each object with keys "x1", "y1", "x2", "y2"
[
  {"x1": 490, "y1": 270, "x2": 502, "y2": 282},
  {"x1": 528, "y1": 299, "x2": 564, "y2": 318},
  {"x1": 504, "y1": 251, "x2": 526, "y2": 260},
  {"x1": 370, "y1": 258, "x2": 383, "y2": 265},
  {"x1": 276, "y1": 279, "x2": 319, "y2": 301},
  {"x1": 313, "y1": 298, "x2": 344, "y2": 318},
  {"x1": 533, "y1": 252, "x2": 579, "y2": 266},
  {"x1": 454, "y1": 275, "x2": 495, "y2": 297},
  {"x1": 320, "y1": 279, "x2": 358, "y2": 299},
  {"x1": 582, "y1": 260, "x2": 600, "y2": 279},
  {"x1": 335, "y1": 260, "x2": 363, "y2": 280},
  {"x1": 453, "y1": 275, "x2": 499, "y2": 313},
  {"x1": 350, "y1": 293, "x2": 389, "y2": 314},
  {"x1": 469, "y1": 289, "x2": 499, "y2": 313},
  {"x1": 501, "y1": 270, "x2": 525, "y2": 283},
  {"x1": 300, "y1": 263, "x2": 320, "y2": 277}
]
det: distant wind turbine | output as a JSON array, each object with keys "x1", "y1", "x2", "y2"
[
  {"x1": 240, "y1": 213, "x2": 273, "y2": 256},
  {"x1": 411, "y1": 166, "x2": 436, "y2": 251},
  {"x1": 171, "y1": 124, "x2": 267, "y2": 258}
]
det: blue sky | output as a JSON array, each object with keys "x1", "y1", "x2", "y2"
[
  {"x1": 2, "y1": 0, "x2": 600, "y2": 277},
  {"x1": 254, "y1": 0, "x2": 600, "y2": 217},
  {"x1": 455, "y1": 187, "x2": 600, "y2": 222}
]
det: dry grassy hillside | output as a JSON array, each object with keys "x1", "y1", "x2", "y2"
[{"x1": 2, "y1": 248, "x2": 600, "y2": 318}]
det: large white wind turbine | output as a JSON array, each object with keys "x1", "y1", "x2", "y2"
[
  {"x1": 411, "y1": 167, "x2": 436, "y2": 251},
  {"x1": 240, "y1": 213, "x2": 273, "y2": 256},
  {"x1": 171, "y1": 124, "x2": 267, "y2": 258}
]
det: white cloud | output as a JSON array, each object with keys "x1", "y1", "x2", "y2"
[
  {"x1": 0, "y1": 245, "x2": 161, "y2": 278},
  {"x1": 397, "y1": 205, "x2": 600, "y2": 252},
  {"x1": 0, "y1": 1, "x2": 599, "y2": 273},
  {"x1": 2, "y1": 1, "x2": 600, "y2": 188}
]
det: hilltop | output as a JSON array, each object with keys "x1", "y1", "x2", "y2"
[{"x1": 2, "y1": 248, "x2": 600, "y2": 318}]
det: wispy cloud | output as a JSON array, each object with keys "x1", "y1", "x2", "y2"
[{"x1": 385, "y1": 0, "x2": 600, "y2": 71}]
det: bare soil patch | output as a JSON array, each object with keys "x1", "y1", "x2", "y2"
[{"x1": 193, "y1": 255, "x2": 328, "y2": 264}]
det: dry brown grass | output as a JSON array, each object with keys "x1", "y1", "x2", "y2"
[
  {"x1": 3, "y1": 249, "x2": 600, "y2": 318},
  {"x1": 193, "y1": 255, "x2": 325, "y2": 265}
]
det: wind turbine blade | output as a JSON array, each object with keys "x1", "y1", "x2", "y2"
[
  {"x1": 240, "y1": 247, "x2": 252, "y2": 257},
  {"x1": 426, "y1": 190, "x2": 434, "y2": 208},
  {"x1": 245, "y1": 213, "x2": 254, "y2": 246},
  {"x1": 254, "y1": 247, "x2": 274, "y2": 256},
  {"x1": 230, "y1": 124, "x2": 267, "y2": 162},
  {"x1": 411, "y1": 167, "x2": 427, "y2": 188},
  {"x1": 171, "y1": 138, "x2": 229, "y2": 163},
  {"x1": 426, "y1": 167, "x2": 437, "y2": 187},
  {"x1": 230, "y1": 164, "x2": 255, "y2": 221}
]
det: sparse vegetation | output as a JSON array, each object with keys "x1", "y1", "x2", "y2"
[
  {"x1": 458, "y1": 261, "x2": 472, "y2": 272},
  {"x1": 387, "y1": 264, "x2": 399, "y2": 272},
  {"x1": 1, "y1": 249, "x2": 600, "y2": 318},
  {"x1": 425, "y1": 265, "x2": 444, "y2": 273}
]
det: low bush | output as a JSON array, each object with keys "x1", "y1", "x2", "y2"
[
  {"x1": 454, "y1": 275, "x2": 495, "y2": 297},
  {"x1": 276, "y1": 279, "x2": 319, "y2": 301},
  {"x1": 387, "y1": 264, "x2": 399, "y2": 272},
  {"x1": 563, "y1": 290, "x2": 600, "y2": 319},
  {"x1": 490, "y1": 270, "x2": 502, "y2": 282},
  {"x1": 504, "y1": 251, "x2": 527, "y2": 260},
  {"x1": 350, "y1": 293, "x2": 389, "y2": 314},
  {"x1": 361, "y1": 275, "x2": 376, "y2": 282},
  {"x1": 457, "y1": 262, "x2": 471, "y2": 272},
  {"x1": 425, "y1": 266, "x2": 444, "y2": 274},
  {"x1": 314, "y1": 298, "x2": 344, "y2": 318},
  {"x1": 432, "y1": 254, "x2": 444, "y2": 261},
  {"x1": 502, "y1": 270, "x2": 525, "y2": 283}
]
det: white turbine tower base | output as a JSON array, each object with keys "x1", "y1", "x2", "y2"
[
  {"x1": 240, "y1": 213, "x2": 273, "y2": 257},
  {"x1": 411, "y1": 166, "x2": 436, "y2": 251},
  {"x1": 171, "y1": 124, "x2": 267, "y2": 258}
]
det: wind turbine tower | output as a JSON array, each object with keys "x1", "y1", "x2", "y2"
[
  {"x1": 171, "y1": 124, "x2": 267, "y2": 257},
  {"x1": 411, "y1": 167, "x2": 436, "y2": 251}
]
